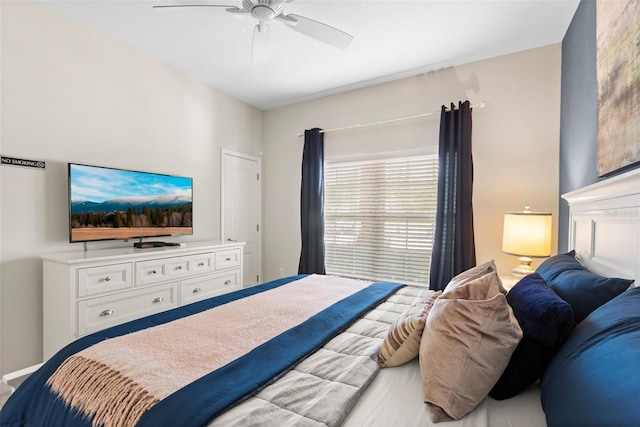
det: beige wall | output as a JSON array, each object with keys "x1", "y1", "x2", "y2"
[
  {"x1": 263, "y1": 44, "x2": 561, "y2": 282},
  {"x1": 0, "y1": 1, "x2": 263, "y2": 375}
]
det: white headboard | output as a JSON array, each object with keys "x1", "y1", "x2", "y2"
[{"x1": 562, "y1": 168, "x2": 640, "y2": 287}]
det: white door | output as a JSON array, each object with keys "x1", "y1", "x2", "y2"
[{"x1": 221, "y1": 149, "x2": 261, "y2": 287}]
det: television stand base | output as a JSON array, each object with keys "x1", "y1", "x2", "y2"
[{"x1": 134, "y1": 241, "x2": 181, "y2": 249}]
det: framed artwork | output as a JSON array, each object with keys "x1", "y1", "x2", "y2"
[{"x1": 596, "y1": 0, "x2": 640, "y2": 177}]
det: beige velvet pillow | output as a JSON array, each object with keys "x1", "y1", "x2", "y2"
[
  {"x1": 442, "y1": 260, "x2": 506, "y2": 295},
  {"x1": 420, "y1": 271, "x2": 522, "y2": 422},
  {"x1": 378, "y1": 290, "x2": 441, "y2": 367}
]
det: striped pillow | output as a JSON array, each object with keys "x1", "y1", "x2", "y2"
[{"x1": 378, "y1": 290, "x2": 441, "y2": 367}]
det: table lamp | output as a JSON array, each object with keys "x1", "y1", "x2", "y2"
[{"x1": 502, "y1": 206, "x2": 552, "y2": 276}]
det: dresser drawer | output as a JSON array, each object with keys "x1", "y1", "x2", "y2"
[
  {"x1": 187, "y1": 253, "x2": 214, "y2": 274},
  {"x1": 181, "y1": 271, "x2": 240, "y2": 305},
  {"x1": 136, "y1": 252, "x2": 214, "y2": 287},
  {"x1": 77, "y1": 283, "x2": 178, "y2": 336},
  {"x1": 215, "y1": 249, "x2": 241, "y2": 270},
  {"x1": 78, "y1": 263, "x2": 133, "y2": 297}
]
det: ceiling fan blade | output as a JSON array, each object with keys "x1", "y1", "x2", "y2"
[
  {"x1": 252, "y1": 23, "x2": 271, "y2": 63},
  {"x1": 152, "y1": 4, "x2": 240, "y2": 15},
  {"x1": 226, "y1": 7, "x2": 250, "y2": 15},
  {"x1": 280, "y1": 13, "x2": 353, "y2": 49}
]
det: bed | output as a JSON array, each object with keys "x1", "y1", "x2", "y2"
[{"x1": 1, "y1": 168, "x2": 639, "y2": 427}]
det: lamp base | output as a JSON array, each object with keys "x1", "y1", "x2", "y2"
[{"x1": 512, "y1": 256, "x2": 535, "y2": 276}]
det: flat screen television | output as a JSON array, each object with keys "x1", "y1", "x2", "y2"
[{"x1": 68, "y1": 163, "x2": 193, "y2": 243}]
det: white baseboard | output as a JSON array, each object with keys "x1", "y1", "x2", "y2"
[{"x1": 1, "y1": 363, "x2": 44, "y2": 394}]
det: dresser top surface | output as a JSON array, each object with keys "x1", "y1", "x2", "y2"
[{"x1": 41, "y1": 240, "x2": 245, "y2": 265}]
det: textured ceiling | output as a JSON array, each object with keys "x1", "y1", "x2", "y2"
[{"x1": 34, "y1": 0, "x2": 580, "y2": 110}]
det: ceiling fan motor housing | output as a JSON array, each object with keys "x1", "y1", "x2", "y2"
[{"x1": 243, "y1": 0, "x2": 285, "y2": 21}]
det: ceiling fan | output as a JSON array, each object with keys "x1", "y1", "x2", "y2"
[{"x1": 153, "y1": 0, "x2": 354, "y2": 62}]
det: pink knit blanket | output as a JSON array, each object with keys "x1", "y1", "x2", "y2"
[{"x1": 47, "y1": 275, "x2": 370, "y2": 427}]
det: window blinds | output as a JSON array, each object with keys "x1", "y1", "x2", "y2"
[{"x1": 324, "y1": 154, "x2": 438, "y2": 285}]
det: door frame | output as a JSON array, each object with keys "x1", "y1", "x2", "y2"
[{"x1": 220, "y1": 148, "x2": 262, "y2": 285}]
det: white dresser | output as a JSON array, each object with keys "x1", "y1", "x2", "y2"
[{"x1": 42, "y1": 241, "x2": 244, "y2": 360}]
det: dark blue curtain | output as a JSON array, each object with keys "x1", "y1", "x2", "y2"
[
  {"x1": 298, "y1": 128, "x2": 326, "y2": 274},
  {"x1": 429, "y1": 101, "x2": 476, "y2": 290}
]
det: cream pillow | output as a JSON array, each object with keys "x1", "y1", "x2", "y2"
[
  {"x1": 420, "y1": 271, "x2": 522, "y2": 422},
  {"x1": 378, "y1": 290, "x2": 441, "y2": 367},
  {"x1": 442, "y1": 260, "x2": 506, "y2": 295}
]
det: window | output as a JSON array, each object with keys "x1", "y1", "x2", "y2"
[{"x1": 324, "y1": 154, "x2": 438, "y2": 285}]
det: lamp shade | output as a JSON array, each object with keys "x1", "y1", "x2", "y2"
[{"x1": 502, "y1": 207, "x2": 552, "y2": 257}]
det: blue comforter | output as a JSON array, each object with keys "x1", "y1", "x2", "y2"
[{"x1": 1, "y1": 275, "x2": 403, "y2": 427}]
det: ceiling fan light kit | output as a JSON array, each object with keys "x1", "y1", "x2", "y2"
[
  {"x1": 153, "y1": 0, "x2": 353, "y2": 61},
  {"x1": 244, "y1": 0, "x2": 283, "y2": 21}
]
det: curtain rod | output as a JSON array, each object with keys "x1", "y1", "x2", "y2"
[{"x1": 296, "y1": 101, "x2": 486, "y2": 138}]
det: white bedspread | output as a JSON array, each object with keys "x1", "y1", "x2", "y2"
[{"x1": 343, "y1": 358, "x2": 547, "y2": 427}]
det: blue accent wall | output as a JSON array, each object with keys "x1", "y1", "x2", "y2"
[
  {"x1": 559, "y1": 1, "x2": 640, "y2": 251},
  {"x1": 559, "y1": 0, "x2": 598, "y2": 252}
]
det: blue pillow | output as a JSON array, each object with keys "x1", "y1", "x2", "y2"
[
  {"x1": 536, "y1": 251, "x2": 633, "y2": 322},
  {"x1": 541, "y1": 287, "x2": 640, "y2": 427},
  {"x1": 489, "y1": 274, "x2": 574, "y2": 400}
]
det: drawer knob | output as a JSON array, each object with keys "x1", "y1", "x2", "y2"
[
  {"x1": 100, "y1": 309, "x2": 114, "y2": 317},
  {"x1": 150, "y1": 270, "x2": 157, "y2": 275},
  {"x1": 176, "y1": 266, "x2": 182, "y2": 270},
  {"x1": 224, "y1": 280, "x2": 232, "y2": 285},
  {"x1": 153, "y1": 297, "x2": 164, "y2": 303},
  {"x1": 193, "y1": 287, "x2": 201, "y2": 293},
  {"x1": 198, "y1": 262, "x2": 205, "y2": 267},
  {"x1": 104, "y1": 276, "x2": 111, "y2": 282},
  {"x1": 225, "y1": 257, "x2": 231, "y2": 262}
]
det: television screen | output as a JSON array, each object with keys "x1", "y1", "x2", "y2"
[{"x1": 68, "y1": 163, "x2": 193, "y2": 243}]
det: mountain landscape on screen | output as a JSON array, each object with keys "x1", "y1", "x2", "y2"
[
  {"x1": 68, "y1": 163, "x2": 193, "y2": 242},
  {"x1": 71, "y1": 194, "x2": 192, "y2": 214}
]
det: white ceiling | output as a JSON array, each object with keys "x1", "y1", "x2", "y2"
[{"x1": 34, "y1": 0, "x2": 580, "y2": 111}]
